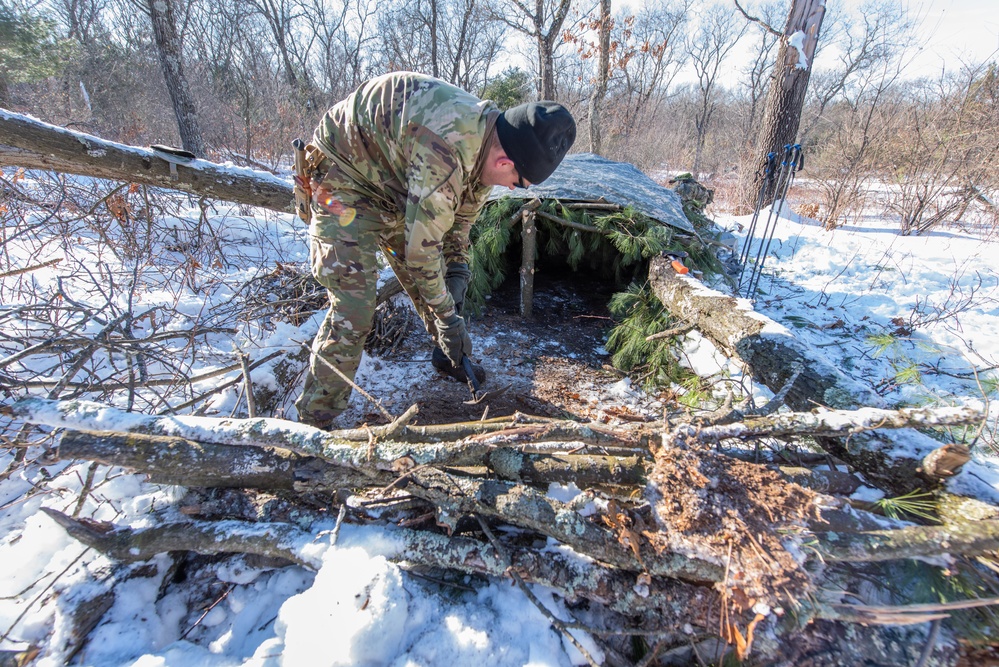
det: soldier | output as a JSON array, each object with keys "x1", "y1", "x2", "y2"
[{"x1": 295, "y1": 71, "x2": 576, "y2": 429}]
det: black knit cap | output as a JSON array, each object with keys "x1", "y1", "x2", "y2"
[{"x1": 496, "y1": 102, "x2": 576, "y2": 185}]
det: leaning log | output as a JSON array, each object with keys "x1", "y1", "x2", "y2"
[
  {"x1": 648, "y1": 256, "x2": 982, "y2": 494},
  {"x1": 0, "y1": 109, "x2": 294, "y2": 213}
]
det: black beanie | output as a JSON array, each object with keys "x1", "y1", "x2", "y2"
[{"x1": 496, "y1": 102, "x2": 576, "y2": 184}]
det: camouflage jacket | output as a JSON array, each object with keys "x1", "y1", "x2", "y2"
[{"x1": 312, "y1": 71, "x2": 498, "y2": 321}]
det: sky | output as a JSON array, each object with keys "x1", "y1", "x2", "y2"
[{"x1": 901, "y1": 0, "x2": 999, "y2": 76}]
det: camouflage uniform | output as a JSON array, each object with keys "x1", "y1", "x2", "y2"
[{"x1": 296, "y1": 72, "x2": 498, "y2": 427}]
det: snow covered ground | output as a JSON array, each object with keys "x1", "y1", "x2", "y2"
[{"x1": 1, "y1": 180, "x2": 997, "y2": 665}]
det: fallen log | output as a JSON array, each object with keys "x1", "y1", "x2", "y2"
[
  {"x1": 648, "y1": 255, "x2": 983, "y2": 494},
  {"x1": 814, "y1": 518, "x2": 999, "y2": 563},
  {"x1": 0, "y1": 109, "x2": 294, "y2": 213},
  {"x1": 40, "y1": 507, "x2": 317, "y2": 568},
  {"x1": 57, "y1": 429, "x2": 390, "y2": 491},
  {"x1": 6, "y1": 397, "x2": 648, "y2": 456},
  {"x1": 404, "y1": 466, "x2": 725, "y2": 582}
]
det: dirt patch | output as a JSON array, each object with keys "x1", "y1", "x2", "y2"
[
  {"x1": 342, "y1": 269, "x2": 665, "y2": 427},
  {"x1": 645, "y1": 439, "x2": 816, "y2": 610}
]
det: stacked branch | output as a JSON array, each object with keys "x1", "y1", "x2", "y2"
[{"x1": 8, "y1": 397, "x2": 996, "y2": 663}]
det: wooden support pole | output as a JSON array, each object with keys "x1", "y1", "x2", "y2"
[{"x1": 520, "y1": 209, "x2": 537, "y2": 318}]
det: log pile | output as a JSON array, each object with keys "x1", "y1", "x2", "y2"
[{"x1": 8, "y1": 396, "x2": 995, "y2": 665}]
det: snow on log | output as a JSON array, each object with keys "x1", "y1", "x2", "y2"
[
  {"x1": 648, "y1": 256, "x2": 983, "y2": 494},
  {"x1": 0, "y1": 109, "x2": 294, "y2": 213},
  {"x1": 40, "y1": 507, "x2": 320, "y2": 568},
  {"x1": 57, "y1": 429, "x2": 390, "y2": 491}
]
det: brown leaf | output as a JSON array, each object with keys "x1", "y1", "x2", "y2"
[{"x1": 602, "y1": 500, "x2": 644, "y2": 564}]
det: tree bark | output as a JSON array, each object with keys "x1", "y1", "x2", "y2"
[
  {"x1": 0, "y1": 110, "x2": 293, "y2": 212},
  {"x1": 587, "y1": 0, "x2": 611, "y2": 154},
  {"x1": 56, "y1": 428, "x2": 391, "y2": 491},
  {"x1": 748, "y1": 0, "x2": 825, "y2": 208},
  {"x1": 41, "y1": 507, "x2": 316, "y2": 567},
  {"x1": 814, "y1": 519, "x2": 999, "y2": 563},
  {"x1": 145, "y1": 0, "x2": 206, "y2": 156},
  {"x1": 12, "y1": 397, "x2": 982, "y2": 499}
]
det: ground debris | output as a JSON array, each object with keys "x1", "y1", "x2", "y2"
[{"x1": 645, "y1": 439, "x2": 816, "y2": 607}]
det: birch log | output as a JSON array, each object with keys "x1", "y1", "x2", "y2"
[
  {"x1": 648, "y1": 256, "x2": 981, "y2": 493},
  {"x1": 0, "y1": 110, "x2": 294, "y2": 213}
]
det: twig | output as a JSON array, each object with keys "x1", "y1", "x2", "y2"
[
  {"x1": 179, "y1": 584, "x2": 235, "y2": 640},
  {"x1": 645, "y1": 323, "x2": 694, "y2": 342},
  {"x1": 915, "y1": 618, "x2": 941, "y2": 667},
  {"x1": 159, "y1": 351, "x2": 283, "y2": 415},
  {"x1": 238, "y1": 353, "x2": 257, "y2": 418},
  {"x1": 635, "y1": 638, "x2": 667, "y2": 667},
  {"x1": 473, "y1": 514, "x2": 601, "y2": 667},
  {"x1": 732, "y1": 0, "x2": 782, "y2": 37},
  {"x1": 72, "y1": 461, "x2": 99, "y2": 518},
  {"x1": 300, "y1": 341, "x2": 394, "y2": 422},
  {"x1": 0, "y1": 257, "x2": 62, "y2": 279},
  {"x1": 752, "y1": 362, "x2": 804, "y2": 417}
]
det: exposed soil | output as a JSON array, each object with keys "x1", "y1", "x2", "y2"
[{"x1": 344, "y1": 267, "x2": 667, "y2": 428}]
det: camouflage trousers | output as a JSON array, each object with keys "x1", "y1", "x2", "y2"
[{"x1": 294, "y1": 190, "x2": 444, "y2": 428}]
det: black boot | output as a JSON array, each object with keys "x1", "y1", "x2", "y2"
[{"x1": 431, "y1": 346, "x2": 487, "y2": 384}]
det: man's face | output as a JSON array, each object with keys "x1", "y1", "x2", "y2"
[{"x1": 481, "y1": 144, "x2": 531, "y2": 190}]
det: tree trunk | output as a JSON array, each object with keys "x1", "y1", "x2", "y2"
[
  {"x1": 146, "y1": 0, "x2": 206, "y2": 156},
  {"x1": 0, "y1": 110, "x2": 293, "y2": 212},
  {"x1": 587, "y1": 0, "x2": 610, "y2": 154},
  {"x1": 748, "y1": 0, "x2": 825, "y2": 208}
]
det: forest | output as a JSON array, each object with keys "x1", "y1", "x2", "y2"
[{"x1": 1, "y1": 0, "x2": 997, "y2": 233}]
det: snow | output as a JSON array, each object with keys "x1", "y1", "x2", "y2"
[
  {"x1": 788, "y1": 31, "x2": 811, "y2": 70},
  {"x1": 2, "y1": 172, "x2": 998, "y2": 665}
]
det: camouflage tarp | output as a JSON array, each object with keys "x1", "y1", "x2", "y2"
[{"x1": 488, "y1": 152, "x2": 694, "y2": 233}]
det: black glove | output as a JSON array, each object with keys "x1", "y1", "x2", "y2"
[
  {"x1": 435, "y1": 313, "x2": 472, "y2": 366},
  {"x1": 444, "y1": 262, "x2": 471, "y2": 315}
]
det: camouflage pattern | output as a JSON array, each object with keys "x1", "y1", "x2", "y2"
[
  {"x1": 669, "y1": 173, "x2": 715, "y2": 211},
  {"x1": 296, "y1": 72, "x2": 498, "y2": 427}
]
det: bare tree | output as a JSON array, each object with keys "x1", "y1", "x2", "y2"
[
  {"x1": 615, "y1": 0, "x2": 690, "y2": 128},
  {"x1": 736, "y1": 0, "x2": 783, "y2": 142},
  {"x1": 687, "y1": 3, "x2": 749, "y2": 172},
  {"x1": 496, "y1": 0, "x2": 574, "y2": 100},
  {"x1": 799, "y1": 0, "x2": 914, "y2": 142},
  {"x1": 587, "y1": 0, "x2": 610, "y2": 153},
  {"x1": 375, "y1": 0, "x2": 506, "y2": 92},
  {"x1": 236, "y1": 0, "x2": 315, "y2": 100},
  {"x1": 143, "y1": 0, "x2": 206, "y2": 155},
  {"x1": 885, "y1": 65, "x2": 999, "y2": 235}
]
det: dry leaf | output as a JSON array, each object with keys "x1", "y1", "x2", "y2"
[
  {"x1": 602, "y1": 500, "x2": 644, "y2": 564},
  {"x1": 391, "y1": 456, "x2": 416, "y2": 473}
]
